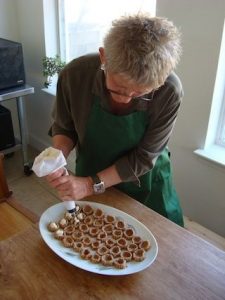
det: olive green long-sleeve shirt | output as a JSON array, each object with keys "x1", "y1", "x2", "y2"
[{"x1": 50, "y1": 53, "x2": 183, "y2": 183}]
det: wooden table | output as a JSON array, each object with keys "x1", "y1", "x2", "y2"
[
  {"x1": 0, "y1": 188, "x2": 225, "y2": 300},
  {"x1": 0, "y1": 202, "x2": 33, "y2": 240}
]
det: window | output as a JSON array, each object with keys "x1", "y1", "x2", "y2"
[
  {"x1": 216, "y1": 90, "x2": 225, "y2": 147},
  {"x1": 58, "y1": 0, "x2": 156, "y2": 63},
  {"x1": 42, "y1": 0, "x2": 156, "y2": 93},
  {"x1": 194, "y1": 20, "x2": 225, "y2": 166}
]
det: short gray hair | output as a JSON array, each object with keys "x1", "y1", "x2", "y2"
[{"x1": 103, "y1": 13, "x2": 182, "y2": 88}]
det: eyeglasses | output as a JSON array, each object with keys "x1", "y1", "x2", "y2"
[
  {"x1": 106, "y1": 87, "x2": 156, "y2": 102},
  {"x1": 105, "y1": 71, "x2": 156, "y2": 102}
]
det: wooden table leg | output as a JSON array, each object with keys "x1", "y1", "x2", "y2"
[{"x1": 0, "y1": 153, "x2": 12, "y2": 202}]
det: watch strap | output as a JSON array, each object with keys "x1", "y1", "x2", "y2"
[
  {"x1": 91, "y1": 174, "x2": 105, "y2": 194},
  {"x1": 91, "y1": 174, "x2": 101, "y2": 184}
]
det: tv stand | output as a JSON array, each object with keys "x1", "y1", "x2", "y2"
[{"x1": 0, "y1": 84, "x2": 34, "y2": 175}]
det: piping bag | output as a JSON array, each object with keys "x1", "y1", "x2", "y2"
[{"x1": 32, "y1": 147, "x2": 76, "y2": 213}]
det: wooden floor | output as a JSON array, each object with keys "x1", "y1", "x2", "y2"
[{"x1": 184, "y1": 216, "x2": 225, "y2": 251}]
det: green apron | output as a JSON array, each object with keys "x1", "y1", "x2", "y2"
[{"x1": 76, "y1": 96, "x2": 184, "y2": 226}]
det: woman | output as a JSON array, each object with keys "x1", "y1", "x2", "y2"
[{"x1": 47, "y1": 13, "x2": 184, "y2": 226}]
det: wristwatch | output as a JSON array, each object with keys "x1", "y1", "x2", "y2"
[{"x1": 91, "y1": 174, "x2": 105, "y2": 194}]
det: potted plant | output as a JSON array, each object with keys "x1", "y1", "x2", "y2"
[{"x1": 42, "y1": 54, "x2": 66, "y2": 88}]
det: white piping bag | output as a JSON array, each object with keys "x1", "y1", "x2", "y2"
[{"x1": 32, "y1": 147, "x2": 76, "y2": 213}]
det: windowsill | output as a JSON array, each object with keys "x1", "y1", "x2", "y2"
[
  {"x1": 42, "y1": 85, "x2": 56, "y2": 96},
  {"x1": 194, "y1": 144, "x2": 225, "y2": 167}
]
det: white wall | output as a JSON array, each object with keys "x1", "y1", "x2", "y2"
[
  {"x1": 0, "y1": 0, "x2": 54, "y2": 148},
  {"x1": 0, "y1": 0, "x2": 19, "y2": 39},
  {"x1": 0, "y1": 0, "x2": 20, "y2": 136},
  {"x1": 0, "y1": 0, "x2": 225, "y2": 236},
  {"x1": 157, "y1": 0, "x2": 225, "y2": 236},
  {"x1": 15, "y1": 0, "x2": 54, "y2": 150}
]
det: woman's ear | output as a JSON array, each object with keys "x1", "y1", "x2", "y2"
[{"x1": 99, "y1": 47, "x2": 105, "y2": 64}]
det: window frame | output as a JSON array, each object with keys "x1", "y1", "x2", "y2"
[{"x1": 194, "y1": 19, "x2": 225, "y2": 167}]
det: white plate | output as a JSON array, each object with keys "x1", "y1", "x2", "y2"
[{"x1": 39, "y1": 201, "x2": 158, "y2": 276}]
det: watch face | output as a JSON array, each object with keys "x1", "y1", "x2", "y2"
[{"x1": 93, "y1": 182, "x2": 105, "y2": 194}]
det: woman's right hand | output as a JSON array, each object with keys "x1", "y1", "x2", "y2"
[
  {"x1": 45, "y1": 167, "x2": 66, "y2": 188},
  {"x1": 45, "y1": 168, "x2": 93, "y2": 200}
]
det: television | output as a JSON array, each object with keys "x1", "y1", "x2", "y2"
[{"x1": 0, "y1": 38, "x2": 26, "y2": 90}]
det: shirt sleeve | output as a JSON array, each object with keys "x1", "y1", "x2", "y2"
[
  {"x1": 49, "y1": 72, "x2": 78, "y2": 145},
  {"x1": 114, "y1": 74, "x2": 183, "y2": 185}
]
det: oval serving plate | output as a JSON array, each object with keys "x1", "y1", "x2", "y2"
[{"x1": 39, "y1": 201, "x2": 158, "y2": 276}]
